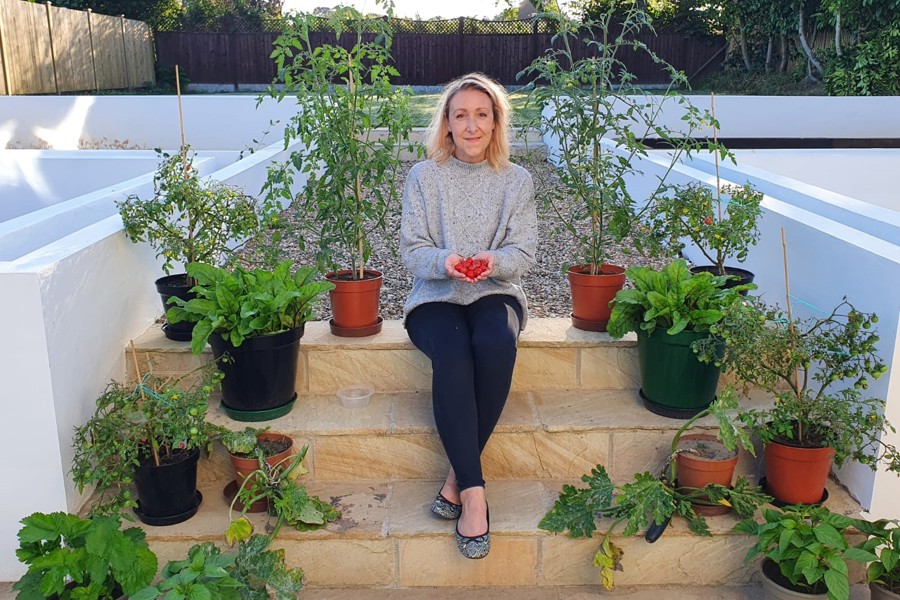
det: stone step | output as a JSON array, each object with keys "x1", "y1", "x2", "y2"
[
  {"x1": 199, "y1": 387, "x2": 771, "y2": 485},
  {"x1": 142, "y1": 478, "x2": 863, "y2": 589},
  {"x1": 130, "y1": 318, "x2": 640, "y2": 395}
]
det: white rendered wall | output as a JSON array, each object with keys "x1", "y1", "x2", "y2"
[{"x1": 0, "y1": 218, "x2": 162, "y2": 581}]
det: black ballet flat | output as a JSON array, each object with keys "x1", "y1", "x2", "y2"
[
  {"x1": 431, "y1": 491, "x2": 462, "y2": 520},
  {"x1": 455, "y1": 505, "x2": 490, "y2": 559}
]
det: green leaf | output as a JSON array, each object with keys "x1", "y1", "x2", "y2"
[
  {"x1": 814, "y1": 524, "x2": 846, "y2": 549},
  {"x1": 824, "y1": 569, "x2": 849, "y2": 600}
]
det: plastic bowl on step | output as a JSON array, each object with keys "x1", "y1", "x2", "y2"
[{"x1": 337, "y1": 385, "x2": 374, "y2": 409}]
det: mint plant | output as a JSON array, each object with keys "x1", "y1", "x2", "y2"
[
  {"x1": 13, "y1": 512, "x2": 157, "y2": 600},
  {"x1": 166, "y1": 260, "x2": 334, "y2": 354}
]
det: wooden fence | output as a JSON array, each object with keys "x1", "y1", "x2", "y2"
[
  {"x1": 0, "y1": 0, "x2": 155, "y2": 95},
  {"x1": 156, "y1": 19, "x2": 725, "y2": 87}
]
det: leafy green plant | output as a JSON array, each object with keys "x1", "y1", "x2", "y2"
[
  {"x1": 215, "y1": 426, "x2": 271, "y2": 456},
  {"x1": 131, "y1": 543, "x2": 243, "y2": 600},
  {"x1": 13, "y1": 512, "x2": 157, "y2": 600},
  {"x1": 517, "y1": 8, "x2": 721, "y2": 273},
  {"x1": 735, "y1": 505, "x2": 874, "y2": 600},
  {"x1": 695, "y1": 297, "x2": 900, "y2": 470},
  {"x1": 166, "y1": 260, "x2": 334, "y2": 354},
  {"x1": 645, "y1": 182, "x2": 764, "y2": 276},
  {"x1": 71, "y1": 367, "x2": 222, "y2": 516},
  {"x1": 117, "y1": 147, "x2": 278, "y2": 278},
  {"x1": 262, "y1": 1, "x2": 418, "y2": 279},
  {"x1": 855, "y1": 518, "x2": 900, "y2": 594},
  {"x1": 225, "y1": 445, "x2": 341, "y2": 543},
  {"x1": 229, "y1": 534, "x2": 304, "y2": 600},
  {"x1": 541, "y1": 463, "x2": 769, "y2": 590},
  {"x1": 606, "y1": 259, "x2": 752, "y2": 338}
]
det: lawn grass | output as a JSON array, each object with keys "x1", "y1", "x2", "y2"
[{"x1": 405, "y1": 91, "x2": 540, "y2": 128}]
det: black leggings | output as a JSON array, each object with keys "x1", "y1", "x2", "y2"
[{"x1": 406, "y1": 294, "x2": 523, "y2": 491}]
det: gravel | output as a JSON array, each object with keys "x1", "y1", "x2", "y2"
[{"x1": 242, "y1": 158, "x2": 676, "y2": 321}]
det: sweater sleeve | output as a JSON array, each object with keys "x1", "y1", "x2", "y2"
[
  {"x1": 400, "y1": 167, "x2": 454, "y2": 280},
  {"x1": 490, "y1": 171, "x2": 537, "y2": 281}
]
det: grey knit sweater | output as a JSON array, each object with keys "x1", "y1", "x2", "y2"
[{"x1": 400, "y1": 156, "x2": 538, "y2": 329}]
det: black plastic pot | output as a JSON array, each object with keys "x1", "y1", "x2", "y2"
[
  {"x1": 689, "y1": 265, "x2": 755, "y2": 295},
  {"x1": 133, "y1": 448, "x2": 201, "y2": 526},
  {"x1": 155, "y1": 274, "x2": 196, "y2": 341},
  {"x1": 209, "y1": 325, "x2": 304, "y2": 421}
]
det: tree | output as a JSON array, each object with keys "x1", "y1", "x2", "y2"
[{"x1": 31, "y1": 0, "x2": 182, "y2": 29}]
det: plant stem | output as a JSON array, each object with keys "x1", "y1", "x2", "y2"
[
  {"x1": 669, "y1": 405, "x2": 712, "y2": 482},
  {"x1": 781, "y1": 228, "x2": 803, "y2": 443}
]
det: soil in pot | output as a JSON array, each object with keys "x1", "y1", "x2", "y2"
[
  {"x1": 675, "y1": 434, "x2": 739, "y2": 516},
  {"x1": 761, "y1": 557, "x2": 827, "y2": 599}
]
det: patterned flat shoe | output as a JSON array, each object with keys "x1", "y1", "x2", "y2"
[
  {"x1": 455, "y1": 506, "x2": 490, "y2": 559},
  {"x1": 431, "y1": 492, "x2": 462, "y2": 520}
]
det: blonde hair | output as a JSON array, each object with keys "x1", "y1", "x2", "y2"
[{"x1": 425, "y1": 72, "x2": 511, "y2": 170}]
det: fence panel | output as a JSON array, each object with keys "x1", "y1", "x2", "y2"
[
  {"x1": 0, "y1": 0, "x2": 154, "y2": 95},
  {"x1": 51, "y1": 5, "x2": 94, "y2": 92},
  {"x1": 91, "y1": 12, "x2": 125, "y2": 89}
]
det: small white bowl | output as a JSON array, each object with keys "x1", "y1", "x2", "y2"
[{"x1": 337, "y1": 385, "x2": 374, "y2": 409}]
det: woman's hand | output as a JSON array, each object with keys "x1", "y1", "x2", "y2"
[
  {"x1": 470, "y1": 252, "x2": 494, "y2": 281},
  {"x1": 445, "y1": 253, "x2": 471, "y2": 282},
  {"x1": 445, "y1": 252, "x2": 494, "y2": 283}
]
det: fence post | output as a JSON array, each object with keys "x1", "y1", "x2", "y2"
[
  {"x1": 457, "y1": 16, "x2": 464, "y2": 78},
  {"x1": 86, "y1": 8, "x2": 98, "y2": 92},
  {"x1": 120, "y1": 14, "x2": 130, "y2": 89},
  {"x1": 45, "y1": 1, "x2": 59, "y2": 93},
  {"x1": 0, "y1": 0, "x2": 12, "y2": 95}
]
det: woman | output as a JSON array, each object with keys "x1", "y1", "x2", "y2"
[{"x1": 400, "y1": 72, "x2": 537, "y2": 560}]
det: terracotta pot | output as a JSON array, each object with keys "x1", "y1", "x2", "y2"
[
  {"x1": 326, "y1": 269, "x2": 383, "y2": 335},
  {"x1": 761, "y1": 558, "x2": 827, "y2": 599},
  {"x1": 871, "y1": 583, "x2": 900, "y2": 600},
  {"x1": 567, "y1": 264, "x2": 626, "y2": 332},
  {"x1": 764, "y1": 440, "x2": 835, "y2": 505},
  {"x1": 228, "y1": 432, "x2": 294, "y2": 489},
  {"x1": 675, "y1": 434, "x2": 739, "y2": 516}
]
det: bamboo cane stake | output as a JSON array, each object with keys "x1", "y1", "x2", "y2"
[
  {"x1": 781, "y1": 228, "x2": 802, "y2": 401},
  {"x1": 175, "y1": 64, "x2": 187, "y2": 173},
  {"x1": 711, "y1": 92, "x2": 722, "y2": 221}
]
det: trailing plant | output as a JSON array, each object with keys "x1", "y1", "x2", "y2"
[
  {"x1": 540, "y1": 464, "x2": 769, "y2": 590},
  {"x1": 855, "y1": 518, "x2": 900, "y2": 594},
  {"x1": 131, "y1": 543, "x2": 243, "y2": 600},
  {"x1": 645, "y1": 182, "x2": 764, "y2": 276},
  {"x1": 13, "y1": 511, "x2": 157, "y2": 600},
  {"x1": 517, "y1": 7, "x2": 721, "y2": 273},
  {"x1": 225, "y1": 444, "x2": 341, "y2": 543},
  {"x1": 695, "y1": 296, "x2": 900, "y2": 470},
  {"x1": 70, "y1": 367, "x2": 222, "y2": 516},
  {"x1": 262, "y1": 1, "x2": 418, "y2": 279},
  {"x1": 116, "y1": 147, "x2": 278, "y2": 279},
  {"x1": 606, "y1": 259, "x2": 752, "y2": 338},
  {"x1": 228, "y1": 534, "x2": 305, "y2": 600},
  {"x1": 735, "y1": 505, "x2": 875, "y2": 600},
  {"x1": 166, "y1": 260, "x2": 334, "y2": 355}
]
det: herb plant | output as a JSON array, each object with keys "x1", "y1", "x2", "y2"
[
  {"x1": 735, "y1": 505, "x2": 874, "y2": 600},
  {"x1": 116, "y1": 147, "x2": 278, "y2": 279},
  {"x1": 606, "y1": 259, "x2": 752, "y2": 338},
  {"x1": 13, "y1": 512, "x2": 157, "y2": 600},
  {"x1": 166, "y1": 260, "x2": 334, "y2": 354},
  {"x1": 131, "y1": 543, "x2": 243, "y2": 600},
  {"x1": 645, "y1": 182, "x2": 763, "y2": 276},
  {"x1": 696, "y1": 297, "x2": 900, "y2": 470},
  {"x1": 262, "y1": 2, "x2": 418, "y2": 279},
  {"x1": 517, "y1": 7, "x2": 721, "y2": 272},
  {"x1": 71, "y1": 368, "x2": 222, "y2": 516}
]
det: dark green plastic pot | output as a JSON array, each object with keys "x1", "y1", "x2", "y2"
[{"x1": 637, "y1": 328, "x2": 722, "y2": 419}]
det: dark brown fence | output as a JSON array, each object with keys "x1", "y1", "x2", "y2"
[{"x1": 155, "y1": 17, "x2": 725, "y2": 87}]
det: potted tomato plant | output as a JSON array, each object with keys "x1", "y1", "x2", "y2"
[{"x1": 262, "y1": 3, "x2": 417, "y2": 336}]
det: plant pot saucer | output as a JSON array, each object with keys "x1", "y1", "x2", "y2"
[
  {"x1": 639, "y1": 388, "x2": 712, "y2": 419},
  {"x1": 329, "y1": 316, "x2": 383, "y2": 337},
  {"x1": 569, "y1": 313, "x2": 609, "y2": 332},
  {"x1": 134, "y1": 491, "x2": 202, "y2": 526},
  {"x1": 223, "y1": 480, "x2": 269, "y2": 513},
  {"x1": 161, "y1": 323, "x2": 193, "y2": 342},
  {"x1": 220, "y1": 395, "x2": 297, "y2": 422},
  {"x1": 759, "y1": 477, "x2": 828, "y2": 508}
]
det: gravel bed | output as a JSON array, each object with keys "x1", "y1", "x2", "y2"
[{"x1": 242, "y1": 159, "x2": 676, "y2": 321}]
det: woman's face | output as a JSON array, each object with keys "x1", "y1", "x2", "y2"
[{"x1": 447, "y1": 88, "x2": 495, "y2": 164}]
